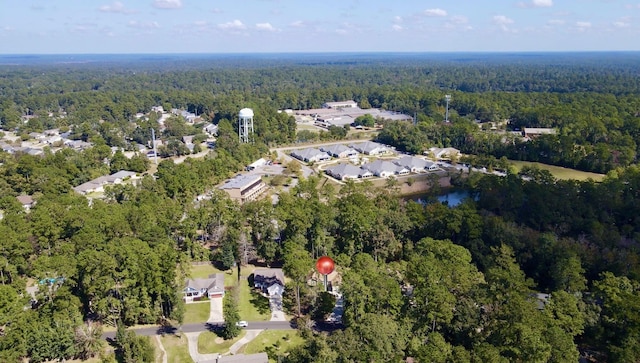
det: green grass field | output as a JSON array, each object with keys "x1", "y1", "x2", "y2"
[
  {"x1": 238, "y1": 330, "x2": 304, "y2": 359},
  {"x1": 233, "y1": 265, "x2": 272, "y2": 322},
  {"x1": 509, "y1": 160, "x2": 605, "y2": 181},
  {"x1": 188, "y1": 264, "x2": 236, "y2": 286},
  {"x1": 183, "y1": 301, "x2": 210, "y2": 324},
  {"x1": 160, "y1": 334, "x2": 194, "y2": 363},
  {"x1": 198, "y1": 330, "x2": 247, "y2": 354}
]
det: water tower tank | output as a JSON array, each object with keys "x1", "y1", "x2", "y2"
[{"x1": 239, "y1": 108, "x2": 254, "y2": 118}]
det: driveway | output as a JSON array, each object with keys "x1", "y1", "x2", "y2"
[
  {"x1": 207, "y1": 296, "x2": 224, "y2": 323},
  {"x1": 269, "y1": 296, "x2": 286, "y2": 321}
]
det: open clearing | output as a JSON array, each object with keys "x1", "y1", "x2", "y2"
[{"x1": 509, "y1": 160, "x2": 605, "y2": 181}]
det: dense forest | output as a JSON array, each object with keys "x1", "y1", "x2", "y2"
[{"x1": 1, "y1": 53, "x2": 640, "y2": 362}]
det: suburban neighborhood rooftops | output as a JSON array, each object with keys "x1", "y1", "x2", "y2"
[
  {"x1": 395, "y1": 155, "x2": 430, "y2": 170},
  {"x1": 325, "y1": 163, "x2": 369, "y2": 179},
  {"x1": 350, "y1": 141, "x2": 390, "y2": 155},
  {"x1": 253, "y1": 268, "x2": 286, "y2": 286},
  {"x1": 320, "y1": 144, "x2": 358, "y2": 156}
]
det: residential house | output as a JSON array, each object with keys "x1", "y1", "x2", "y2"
[
  {"x1": 73, "y1": 170, "x2": 138, "y2": 195},
  {"x1": 424, "y1": 161, "x2": 439, "y2": 171},
  {"x1": 203, "y1": 123, "x2": 218, "y2": 137},
  {"x1": 151, "y1": 106, "x2": 164, "y2": 113},
  {"x1": 253, "y1": 268, "x2": 286, "y2": 297},
  {"x1": 16, "y1": 195, "x2": 35, "y2": 212},
  {"x1": 325, "y1": 163, "x2": 372, "y2": 181},
  {"x1": 43, "y1": 129, "x2": 60, "y2": 136},
  {"x1": 183, "y1": 273, "x2": 225, "y2": 301},
  {"x1": 394, "y1": 156, "x2": 432, "y2": 173},
  {"x1": 427, "y1": 147, "x2": 460, "y2": 160},
  {"x1": 290, "y1": 148, "x2": 331, "y2": 163},
  {"x1": 219, "y1": 174, "x2": 267, "y2": 204},
  {"x1": 362, "y1": 160, "x2": 409, "y2": 178},
  {"x1": 64, "y1": 139, "x2": 93, "y2": 151},
  {"x1": 0, "y1": 142, "x2": 15, "y2": 154},
  {"x1": 320, "y1": 144, "x2": 359, "y2": 158},
  {"x1": 28, "y1": 132, "x2": 46, "y2": 141},
  {"x1": 350, "y1": 141, "x2": 390, "y2": 156}
]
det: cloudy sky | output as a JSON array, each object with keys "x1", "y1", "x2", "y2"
[{"x1": 0, "y1": 0, "x2": 639, "y2": 54}]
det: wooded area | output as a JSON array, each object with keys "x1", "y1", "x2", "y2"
[{"x1": 1, "y1": 53, "x2": 640, "y2": 362}]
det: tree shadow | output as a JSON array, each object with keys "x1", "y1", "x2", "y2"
[{"x1": 249, "y1": 290, "x2": 271, "y2": 315}]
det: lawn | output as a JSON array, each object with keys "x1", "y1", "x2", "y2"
[
  {"x1": 183, "y1": 301, "x2": 210, "y2": 324},
  {"x1": 160, "y1": 334, "x2": 194, "y2": 363},
  {"x1": 188, "y1": 264, "x2": 236, "y2": 286},
  {"x1": 237, "y1": 330, "x2": 304, "y2": 359},
  {"x1": 234, "y1": 265, "x2": 271, "y2": 322},
  {"x1": 509, "y1": 160, "x2": 605, "y2": 181},
  {"x1": 198, "y1": 330, "x2": 247, "y2": 354}
]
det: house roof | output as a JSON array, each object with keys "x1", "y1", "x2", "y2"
[
  {"x1": 290, "y1": 148, "x2": 329, "y2": 161},
  {"x1": 254, "y1": 268, "x2": 285, "y2": 286},
  {"x1": 326, "y1": 163, "x2": 368, "y2": 179},
  {"x1": 320, "y1": 144, "x2": 358, "y2": 156},
  {"x1": 16, "y1": 195, "x2": 34, "y2": 205},
  {"x1": 350, "y1": 141, "x2": 388, "y2": 154},
  {"x1": 362, "y1": 159, "x2": 406, "y2": 175},
  {"x1": 394, "y1": 156, "x2": 429, "y2": 170},
  {"x1": 185, "y1": 273, "x2": 225, "y2": 294}
]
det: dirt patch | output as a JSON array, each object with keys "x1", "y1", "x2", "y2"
[{"x1": 215, "y1": 337, "x2": 225, "y2": 344}]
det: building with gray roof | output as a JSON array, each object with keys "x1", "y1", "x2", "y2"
[
  {"x1": 362, "y1": 160, "x2": 409, "y2": 178},
  {"x1": 320, "y1": 144, "x2": 359, "y2": 158},
  {"x1": 219, "y1": 174, "x2": 267, "y2": 204},
  {"x1": 325, "y1": 163, "x2": 372, "y2": 181},
  {"x1": 394, "y1": 156, "x2": 436, "y2": 173},
  {"x1": 290, "y1": 148, "x2": 331, "y2": 163},
  {"x1": 350, "y1": 141, "x2": 391, "y2": 156}
]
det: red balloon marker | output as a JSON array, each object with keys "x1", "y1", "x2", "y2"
[{"x1": 316, "y1": 256, "x2": 335, "y2": 291}]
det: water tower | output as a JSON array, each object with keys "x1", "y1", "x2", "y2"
[
  {"x1": 444, "y1": 95, "x2": 451, "y2": 123},
  {"x1": 238, "y1": 108, "x2": 254, "y2": 143}
]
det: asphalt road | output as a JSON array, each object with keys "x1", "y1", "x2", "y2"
[{"x1": 102, "y1": 320, "x2": 295, "y2": 340}]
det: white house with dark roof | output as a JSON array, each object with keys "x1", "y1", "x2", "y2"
[
  {"x1": 362, "y1": 160, "x2": 408, "y2": 178},
  {"x1": 253, "y1": 268, "x2": 286, "y2": 298},
  {"x1": 325, "y1": 163, "x2": 372, "y2": 181},
  {"x1": 350, "y1": 141, "x2": 390, "y2": 156},
  {"x1": 183, "y1": 273, "x2": 225, "y2": 301},
  {"x1": 290, "y1": 148, "x2": 331, "y2": 163},
  {"x1": 320, "y1": 144, "x2": 358, "y2": 158}
]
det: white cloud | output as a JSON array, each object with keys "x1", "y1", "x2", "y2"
[
  {"x1": 445, "y1": 15, "x2": 470, "y2": 30},
  {"x1": 392, "y1": 24, "x2": 403, "y2": 31},
  {"x1": 393, "y1": 16, "x2": 403, "y2": 23},
  {"x1": 519, "y1": 0, "x2": 553, "y2": 8},
  {"x1": 218, "y1": 20, "x2": 246, "y2": 31},
  {"x1": 576, "y1": 21, "x2": 592, "y2": 29},
  {"x1": 547, "y1": 19, "x2": 565, "y2": 25},
  {"x1": 211, "y1": 8, "x2": 222, "y2": 14},
  {"x1": 493, "y1": 15, "x2": 514, "y2": 32},
  {"x1": 336, "y1": 29, "x2": 348, "y2": 35},
  {"x1": 424, "y1": 8, "x2": 447, "y2": 17},
  {"x1": 99, "y1": 1, "x2": 133, "y2": 13},
  {"x1": 194, "y1": 20, "x2": 207, "y2": 26},
  {"x1": 289, "y1": 20, "x2": 304, "y2": 28},
  {"x1": 256, "y1": 23, "x2": 277, "y2": 32},
  {"x1": 613, "y1": 21, "x2": 630, "y2": 28},
  {"x1": 127, "y1": 20, "x2": 160, "y2": 29},
  {"x1": 153, "y1": 0, "x2": 182, "y2": 9}
]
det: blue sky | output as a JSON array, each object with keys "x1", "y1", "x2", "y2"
[{"x1": 0, "y1": 0, "x2": 639, "y2": 53}]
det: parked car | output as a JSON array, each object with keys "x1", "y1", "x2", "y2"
[{"x1": 235, "y1": 321, "x2": 248, "y2": 327}]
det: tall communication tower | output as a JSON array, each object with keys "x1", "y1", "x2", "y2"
[
  {"x1": 238, "y1": 108, "x2": 254, "y2": 143},
  {"x1": 444, "y1": 94, "x2": 452, "y2": 123}
]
